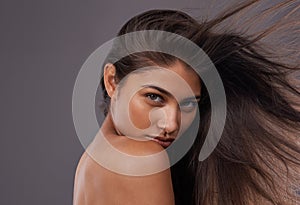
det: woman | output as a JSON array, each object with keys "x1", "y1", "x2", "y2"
[{"x1": 73, "y1": 1, "x2": 300, "y2": 204}]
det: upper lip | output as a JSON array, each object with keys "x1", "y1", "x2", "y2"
[
  {"x1": 152, "y1": 136, "x2": 175, "y2": 142},
  {"x1": 145, "y1": 135, "x2": 175, "y2": 148}
]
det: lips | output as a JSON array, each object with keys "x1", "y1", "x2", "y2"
[{"x1": 146, "y1": 136, "x2": 175, "y2": 148}]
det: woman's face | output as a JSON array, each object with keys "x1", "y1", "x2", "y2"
[{"x1": 109, "y1": 61, "x2": 201, "y2": 148}]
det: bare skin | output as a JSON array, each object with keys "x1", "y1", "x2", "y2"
[
  {"x1": 73, "y1": 114, "x2": 175, "y2": 205},
  {"x1": 73, "y1": 61, "x2": 201, "y2": 204}
]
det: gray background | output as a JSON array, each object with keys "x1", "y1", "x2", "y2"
[{"x1": 0, "y1": 0, "x2": 297, "y2": 205}]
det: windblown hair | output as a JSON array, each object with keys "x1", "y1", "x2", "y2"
[{"x1": 100, "y1": 1, "x2": 300, "y2": 204}]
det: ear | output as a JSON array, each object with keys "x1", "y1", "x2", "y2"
[{"x1": 103, "y1": 63, "x2": 117, "y2": 97}]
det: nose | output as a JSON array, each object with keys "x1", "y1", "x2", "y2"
[{"x1": 157, "y1": 105, "x2": 180, "y2": 136}]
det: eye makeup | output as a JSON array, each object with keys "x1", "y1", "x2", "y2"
[
  {"x1": 141, "y1": 84, "x2": 200, "y2": 102},
  {"x1": 145, "y1": 93, "x2": 165, "y2": 104},
  {"x1": 139, "y1": 85, "x2": 200, "y2": 112}
]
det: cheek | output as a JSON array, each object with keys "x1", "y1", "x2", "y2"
[
  {"x1": 179, "y1": 112, "x2": 197, "y2": 134},
  {"x1": 129, "y1": 96, "x2": 152, "y2": 129}
]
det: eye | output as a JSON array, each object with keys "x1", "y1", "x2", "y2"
[
  {"x1": 145, "y1": 93, "x2": 164, "y2": 104},
  {"x1": 180, "y1": 101, "x2": 198, "y2": 112}
]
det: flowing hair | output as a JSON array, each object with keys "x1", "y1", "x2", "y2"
[{"x1": 100, "y1": 1, "x2": 300, "y2": 204}]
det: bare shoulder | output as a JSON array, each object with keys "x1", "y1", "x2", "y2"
[{"x1": 73, "y1": 137, "x2": 175, "y2": 205}]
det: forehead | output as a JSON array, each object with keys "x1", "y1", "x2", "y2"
[
  {"x1": 121, "y1": 62, "x2": 201, "y2": 100},
  {"x1": 164, "y1": 61, "x2": 201, "y2": 95}
]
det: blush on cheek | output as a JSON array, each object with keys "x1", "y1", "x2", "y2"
[{"x1": 129, "y1": 97, "x2": 152, "y2": 130}]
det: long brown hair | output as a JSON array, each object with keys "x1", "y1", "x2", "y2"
[{"x1": 100, "y1": 1, "x2": 300, "y2": 204}]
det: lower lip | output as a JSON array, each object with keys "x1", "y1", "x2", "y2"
[{"x1": 150, "y1": 138, "x2": 172, "y2": 148}]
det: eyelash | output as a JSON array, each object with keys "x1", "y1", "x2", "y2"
[
  {"x1": 145, "y1": 93, "x2": 198, "y2": 112},
  {"x1": 179, "y1": 101, "x2": 198, "y2": 112},
  {"x1": 145, "y1": 93, "x2": 164, "y2": 104}
]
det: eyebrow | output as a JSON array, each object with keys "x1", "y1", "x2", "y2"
[{"x1": 141, "y1": 85, "x2": 201, "y2": 101}]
